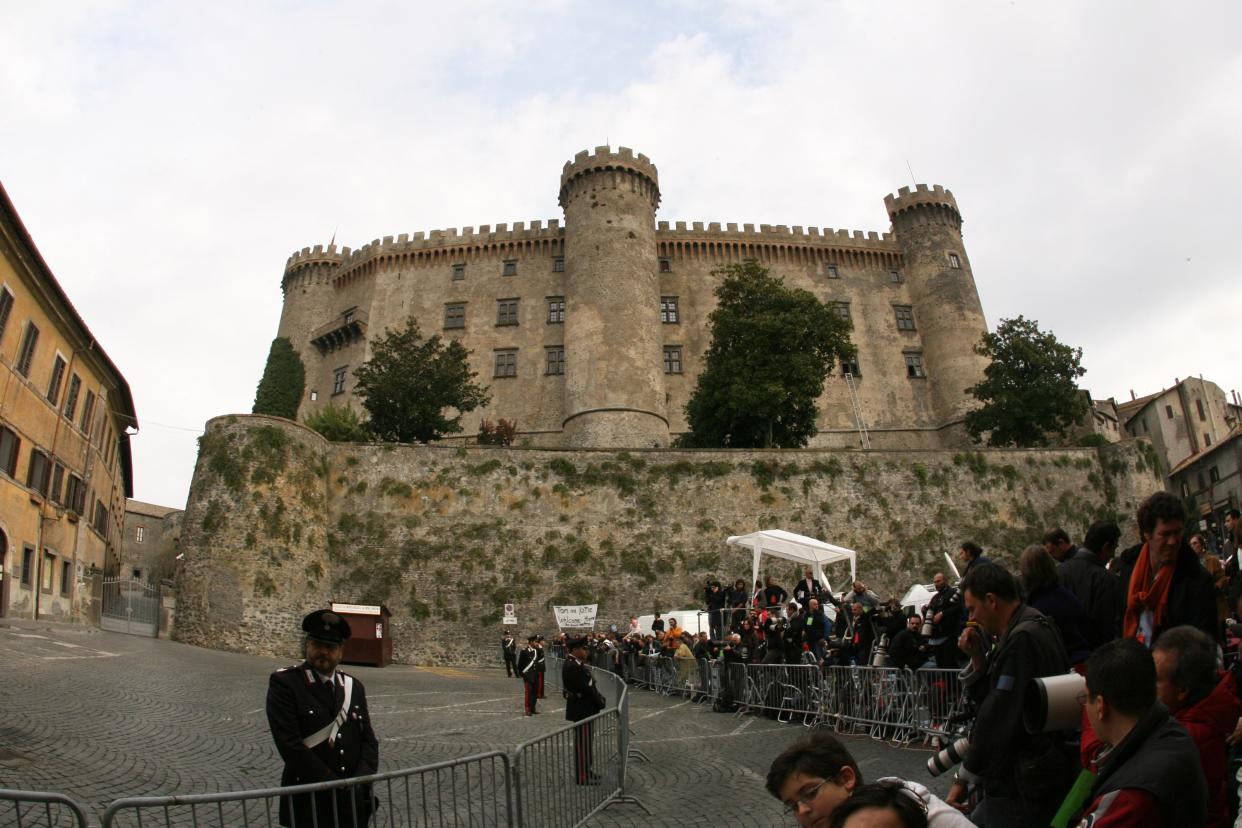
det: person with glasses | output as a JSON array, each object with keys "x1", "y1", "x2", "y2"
[
  {"x1": 766, "y1": 732, "x2": 971, "y2": 827},
  {"x1": 1073, "y1": 637, "x2": 1207, "y2": 827}
]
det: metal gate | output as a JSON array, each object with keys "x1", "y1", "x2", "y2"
[{"x1": 101, "y1": 577, "x2": 159, "y2": 637}]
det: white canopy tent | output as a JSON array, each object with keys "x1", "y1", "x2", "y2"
[{"x1": 726, "y1": 529, "x2": 858, "y2": 602}]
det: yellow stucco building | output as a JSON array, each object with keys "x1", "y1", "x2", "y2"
[{"x1": 0, "y1": 182, "x2": 135, "y2": 621}]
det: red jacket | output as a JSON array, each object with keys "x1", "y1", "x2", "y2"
[{"x1": 1174, "y1": 671, "x2": 1240, "y2": 828}]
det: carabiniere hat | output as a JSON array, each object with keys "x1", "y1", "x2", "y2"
[{"x1": 302, "y1": 609, "x2": 351, "y2": 645}]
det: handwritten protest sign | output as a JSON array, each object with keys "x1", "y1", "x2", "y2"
[{"x1": 553, "y1": 604, "x2": 598, "y2": 630}]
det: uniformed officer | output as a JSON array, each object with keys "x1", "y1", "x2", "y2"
[
  {"x1": 501, "y1": 631, "x2": 518, "y2": 677},
  {"x1": 534, "y1": 634, "x2": 547, "y2": 699},
  {"x1": 267, "y1": 609, "x2": 379, "y2": 827},
  {"x1": 517, "y1": 634, "x2": 540, "y2": 715},
  {"x1": 563, "y1": 636, "x2": 607, "y2": 785}
]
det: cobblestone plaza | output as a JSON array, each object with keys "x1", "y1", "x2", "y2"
[{"x1": 0, "y1": 621, "x2": 946, "y2": 826}]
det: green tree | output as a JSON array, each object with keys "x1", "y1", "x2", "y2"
[
  {"x1": 964, "y1": 315, "x2": 1088, "y2": 447},
  {"x1": 304, "y1": 403, "x2": 371, "y2": 442},
  {"x1": 352, "y1": 319, "x2": 490, "y2": 443},
  {"x1": 252, "y1": 337, "x2": 305, "y2": 419},
  {"x1": 679, "y1": 262, "x2": 853, "y2": 448}
]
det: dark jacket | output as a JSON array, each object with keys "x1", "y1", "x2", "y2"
[
  {"x1": 517, "y1": 645, "x2": 539, "y2": 682},
  {"x1": 961, "y1": 603, "x2": 1073, "y2": 811},
  {"x1": 1077, "y1": 704, "x2": 1208, "y2": 827},
  {"x1": 1057, "y1": 547, "x2": 1123, "y2": 648},
  {"x1": 763, "y1": 584, "x2": 788, "y2": 608},
  {"x1": 1026, "y1": 583, "x2": 1093, "y2": 664},
  {"x1": 887, "y1": 628, "x2": 927, "y2": 671},
  {"x1": 267, "y1": 663, "x2": 379, "y2": 828},
  {"x1": 792, "y1": 577, "x2": 821, "y2": 608},
  {"x1": 926, "y1": 584, "x2": 963, "y2": 640},
  {"x1": 562, "y1": 655, "x2": 606, "y2": 722},
  {"x1": 1115, "y1": 541, "x2": 1217, "y2": 643}
]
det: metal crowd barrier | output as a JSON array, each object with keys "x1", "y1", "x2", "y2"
[
  {"x1": 0, "y1": 789, "x2": 90, "y2": 828},
  {"x1": 100, "y1": 752, "x2": 513, "y2": 827}
]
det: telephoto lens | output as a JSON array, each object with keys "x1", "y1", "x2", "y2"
[
  {"x1": 926, "y1": 737, "x2": 970, "y2": 777},
  {"x1": 920, "y1": 619, "x2": 935, "y2": 638},
  {"x1": 1023, "y1": 672, "x2": 1087, "y2": 734}
]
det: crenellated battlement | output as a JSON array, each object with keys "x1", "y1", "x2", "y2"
[
  {"x1": 558, "y1": 145, "x2": 661, "y2": 210},
  {"x1": 883, "y1": 184, "x2": 960, "y2": 222},
  {"x1": 656, "y1": 220, "x2": 895, "y2": 248},
  {"x1": 282, "y1": 219, "x2": 566, "y2": 282}
]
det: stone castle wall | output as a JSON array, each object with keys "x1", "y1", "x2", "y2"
[
  {"x1": 175, "y1": 415, "x2": 1161, "y2": 665},
  {"x1": 273, "y1": 148, "x2": 988, "y2": 450}
]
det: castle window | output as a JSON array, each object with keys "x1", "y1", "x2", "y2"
[
  {"x1": 332, "y1": 367, "x2": 348, "y2": 396},
  {"x1": 494, "y1": 350, "x2": 517, "y2": 378},
  {"x1": 47, "y1": 354, "x2": 66, "y2": 404},
  {"x1": 26, "y1": 448, "x2": 50, "y2": 497},
  {"x1": 1204, "y1": 433, "x2": 1211, "y2": 447},
  {"x1": 948, "y1": 253, "x2": 961, "y2": 269},
  {"x1": 61, "y1": 560, "x2": 71, "y2": 597},
  {"x1": 0, "y1": 425, "x2": 20, "y2": 477},
  {"x1": 1165, "y1": 405, "x2": 1174, "y2": 419},
  {"x1": 660, "y1": 296, "x2": 679, "y2": 324},
  {"x1": 64, "y1": 473, "x2": 85, "y2": 513},
  {"x1": 92, "y1": 499, "x2": 108, "y2": 536},
  {"x1": 826, "y1": 264, "x2": 839, "y2": 279},
  {"x1": 16, "y1": 320, "x2": 39, "y2": 377},
  {"x1": 894, "y1": 306, "x2": 916, "y2": 331},
  {"x1": 136, "y1": 525, "x2": 145, "y2": 543},
  {"x1": 309, "y1": 390, "x2": 318, "y2": 401},
  {"x1": 905, "y1": 354, "x2": 927, "y2": 378},
  {"x1": 41, "y1": 550, "x2": 54, "y2": 593},
  {"x1": 80, "y1": 391, "x2": 96, "y2": 435},
  {"x1": 0, "y1": 286, "x2": 13, "y2": 341},
  {"x1": 553, "y1": 257, "x2": 564, "y2": 273},
  {"x1": 663, "y1": 346, "x2": 683, "y2": 375},
  {"x1": 63, "y1": 374, "x2": 81, "y2": 421},
  {"x1": 545, "y1": 347, "x2": 565, "y2": 376},
  {"x1": 444, "y1": 303, "x2": 466, "y2": 329},
  {"x1": 1210, "y1": 466, "x2": 1220, "y2": 483},
  {"x1": 833, "y1": 302, "x2": 851, "y2": 322},
  {"x1": 659, "y1": 258, "x2": 671, "y2": 273},
  {"x1": 342, "y1": 308, "x2": 356, "y2": 325},
  {"x1": 21, "y1": 546, "x2": 33, "y2": 587},
  {"x1": 889, "y1": 270, "x2": 904, "y2": 284},
  {"x1": 502, "y1": 260, "x2": 517, "y2": 277},
  {"x1": 1196, "y1": 399, "x2": 1206, "y2": 421},
  {"x1": 49, "y1": 462, "x2": 64, "y2": 505},
  {"x1": 840, "y1": 355, "x2": 861, "y2": 377},
  {"x1": 497, "y1": 299, "x2": 519, "y2": 327},
  {"x1": 452, "y1": 263, "x2": 465, "y2": 281},
  {"x1": 547, "y1": 297, "x2": 565, "y2": 324}
]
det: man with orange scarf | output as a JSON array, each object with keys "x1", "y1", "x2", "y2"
[{"x1": 1115, "y1": 491, "x2": 1216, "y2": 647}]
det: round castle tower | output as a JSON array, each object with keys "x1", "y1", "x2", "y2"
[
  {"x1": 559, "y1": 147, "x2": 669, "y2": 447},
  {"x1": 884, "y1": 185, "x2": 989, "y2": 440},
  {"x1": 277, "y1": 245, "x2": 346, "y2": 419}
]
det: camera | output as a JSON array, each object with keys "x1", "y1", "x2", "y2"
[
  {"x1": 926, "y1": 737, "x2": 970, "y2": 777},
  {"x1": 1023, "y1": 672, "x2": 1086, "y2": 734},
  {"x1": 920, "y1": 618, "x2": 935, "y2": 638},
  {"x1": 870, "y1": 635, "x2": 891, "y2": 668}
]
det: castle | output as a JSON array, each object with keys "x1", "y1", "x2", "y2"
[{"x1": 274, "y1": 147, "x2": 989, "y2": 449}]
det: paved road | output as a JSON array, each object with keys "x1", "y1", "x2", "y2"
[{"x1": 0, "y1": 621, "x2": 948, "y2": 826}]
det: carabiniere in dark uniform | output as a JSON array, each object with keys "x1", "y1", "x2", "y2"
[
  {"x1": 563, "y1": 637, "x2": 607, "y2": 785},
  {"x1": 267, "y1": 609, "x2": 379, "y2": 827}
]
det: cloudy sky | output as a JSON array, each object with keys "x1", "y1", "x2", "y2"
[{"x1": 2, "y1": 1, "x2": 1239, "y2": 508}]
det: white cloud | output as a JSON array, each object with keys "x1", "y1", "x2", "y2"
[{"x1": 1, "y1": 1, "x2": 1239, "y2": 506}]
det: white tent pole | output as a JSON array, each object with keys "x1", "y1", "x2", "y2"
[{"x1": 751, "y1": 541, "x2": 762, "y2": 600}]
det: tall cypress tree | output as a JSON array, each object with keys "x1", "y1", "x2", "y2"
[{"x1": 253, "y1": 337, "x2": 306, "y2": 419}]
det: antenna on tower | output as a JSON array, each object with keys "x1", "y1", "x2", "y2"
[
  {"x1": 905, "y1": 159, "x2": 917, "y2": 187},
  {"x1": 329, "y1": 227, "x2": 337, "y2": 247}
]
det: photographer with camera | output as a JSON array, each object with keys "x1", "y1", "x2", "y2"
[
  {"x1": 945, "y1": 563, "x2": 1075, "y2": 827},
  {"x1": 926, "y1": 572, "x2": 965, "y2": 668}
]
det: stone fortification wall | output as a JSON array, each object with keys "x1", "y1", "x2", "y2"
[{"x1": 175, "y1": 416, "x2": 1161, "y2": 666}]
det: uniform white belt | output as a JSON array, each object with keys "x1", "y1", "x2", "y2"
[{"x1": 303, "y1": 675, "x2": 354, "y2": 749}]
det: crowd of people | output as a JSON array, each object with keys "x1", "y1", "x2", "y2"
[{"x1": 760, "y1": 495, "x2": 1242, "y2": 828}]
